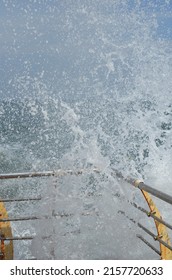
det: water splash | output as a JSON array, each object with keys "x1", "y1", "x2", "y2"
[{"x1": 0, "y1": 0, "x2": 172, "y2": 259}]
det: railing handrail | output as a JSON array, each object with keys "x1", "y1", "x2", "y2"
[
  {"x1": 112, "y1": 170, "x2": 172, "y2": 206},
  {"x1": 0, "y1": 169, "x2": 100, "y2": 180}
]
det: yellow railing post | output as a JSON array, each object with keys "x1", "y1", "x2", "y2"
[
  {"x1": 141, "y1": 190, "x2": 172, "y2": 260},
  {"x1": 133, "y1": 179, "x2": 172, "y2": 260},
  {"x1": 0, "y1": 201, "x2": 13, "y2": 260}
]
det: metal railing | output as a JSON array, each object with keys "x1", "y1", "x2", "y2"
[
  {"x1": 112, "y1": 169, "x2": 172, "y2": 260},
  {"x1": 0, "y1": 168, "x2": 172, "y2": 260},
  {"x1": 112, "y1": 170, "x2": 172, "y2": 205}
]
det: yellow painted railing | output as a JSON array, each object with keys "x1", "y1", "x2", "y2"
[{"x1": 0, "y1": 201, "x2": 13, "y2": 260}]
